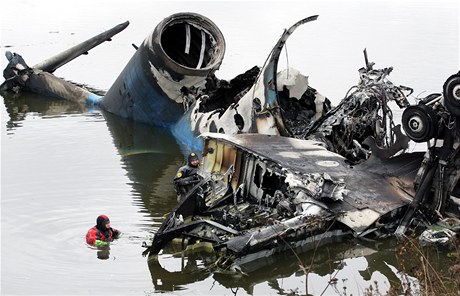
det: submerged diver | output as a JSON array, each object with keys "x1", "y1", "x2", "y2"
[
  {"x1": 86, "y1": 214, "x2": 122, "y2": 246},
  {"x1": 173, "y1": 152, "x2": 202, "y2": 201}
]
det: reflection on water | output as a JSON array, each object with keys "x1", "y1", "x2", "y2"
[
  {"x1": 147, "y1": 234, "x2": 414, "y2": 295},
  {"x1": 148, "y1": 253, "x2": 213, "y2": 291},
  {"x1": 96, "y1": 244, "x2": 111, "y2": 260},
  {"x1": 102, "y1": 110, "x2": 184, "y2": 223},
  {"x1": 2, "y1": 91, "x2": 88, "y2": 127}
]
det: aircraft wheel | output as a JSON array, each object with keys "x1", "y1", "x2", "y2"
[
  {"x1": 443, "y1": 72, "x2": 460, "y2": 117},
  {"x1": 402, "y1": 104, "x2": 438, "y2": 142}
]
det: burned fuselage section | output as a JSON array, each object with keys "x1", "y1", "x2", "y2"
[
  {"x1": 146, "y1": 68, "x2": 460, "y2": 265},
  {"x1": 175, "y1": 15, "x2": 335, "y2": 149},
  {"x1": 144, "y1": 132, "x2": 429, "y2": 267}
]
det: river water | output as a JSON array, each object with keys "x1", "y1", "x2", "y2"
[{"x1": 1, "y1": 1, "x2": 458, "y2": 295}]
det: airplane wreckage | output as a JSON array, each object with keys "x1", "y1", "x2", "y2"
[{"x1": 2, "y1": 13, "x2": 460, "y2": 271}]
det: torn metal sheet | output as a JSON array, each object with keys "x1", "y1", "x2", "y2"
[{"x1": 176, "y1": 15, "x2": 330, "y2": 148}]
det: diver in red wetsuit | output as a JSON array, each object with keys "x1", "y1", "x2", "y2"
[{"x1": 86, "y1": 214, "x2": 121, "y2": 246}]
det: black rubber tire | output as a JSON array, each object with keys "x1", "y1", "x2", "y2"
[
  {"x1": 443, "y1": 73, "x2": 460, "y2": 117},
  {"x1": 402, "y1": 104, "x2": 438, "y2": 142}
]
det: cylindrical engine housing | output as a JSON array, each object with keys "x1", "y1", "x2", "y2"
[{"x1": 101, "y1": 13, "x2": 225, "y2": 128}]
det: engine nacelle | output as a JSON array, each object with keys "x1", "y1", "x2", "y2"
[{"x1": 101, "y1": 13, "x2": 226, "y2": 128}]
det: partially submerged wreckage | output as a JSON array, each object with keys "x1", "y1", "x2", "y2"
[
  {"x1": 1, "y1": 13, "x2": 459, "y2": 270},
  {"x1": 142, "y1": 69, "x2": 460, "y2": 269}
]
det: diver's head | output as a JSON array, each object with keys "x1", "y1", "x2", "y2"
[
  {"x1": 187, "y1": 152, "x2": 200, "y2": 167},
  {"x1": 96, "y1": 214, "x2": 111, "y2": 230}
]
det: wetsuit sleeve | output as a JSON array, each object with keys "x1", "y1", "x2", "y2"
[
  {"x1": 173, "y1": 167, "x2": 185, "y2": 182},
  {"x1": 178, "y1": 175, "x2": 201, "y2": 185},
  {"x1": 174, "y1": 168, "x2": 201, "y2": 186},
  {"x1": 86, "y1": 227, "x2": 98, "y2": 245},
  {"x1": 112, "y1": 228, "x2": 122, "y2": 239}
]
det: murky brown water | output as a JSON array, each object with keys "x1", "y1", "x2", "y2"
[{"x1": 2, "y1": 1, "x2": 458, "y2": 295}]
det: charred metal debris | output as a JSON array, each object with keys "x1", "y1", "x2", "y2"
[{"x1": 144, "y1": 65, "x2": 460, "y2": 269}]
